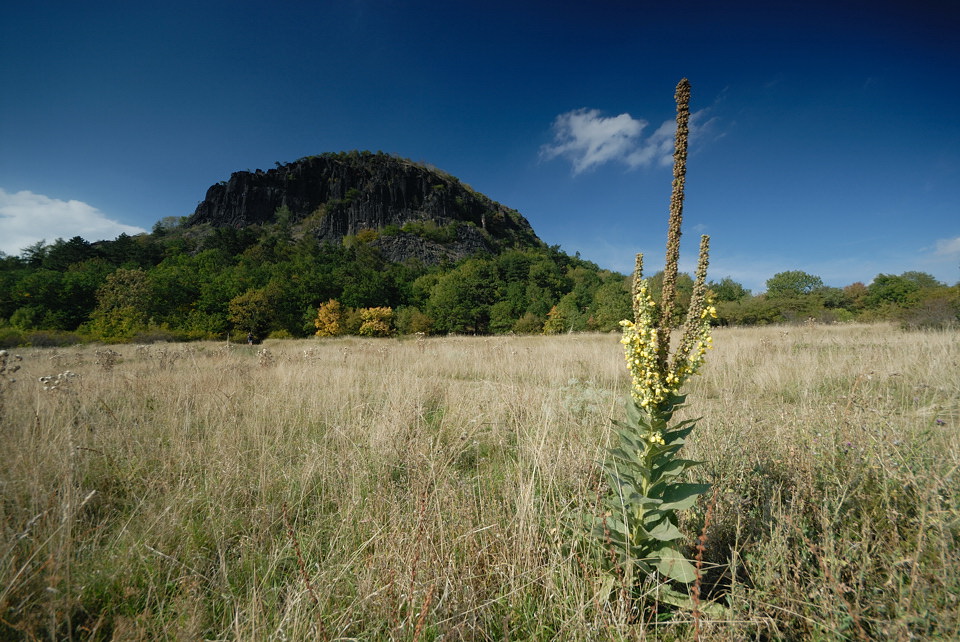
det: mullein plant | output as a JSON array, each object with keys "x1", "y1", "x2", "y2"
[{"x1": 595, "y1": 79, "x2": 718, "y2": 595}]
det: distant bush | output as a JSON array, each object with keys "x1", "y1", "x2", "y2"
[
  {"x1": 394, "y1": 306, "x2": 433, "y2": 335},
  {"x1": 358, "y1": 307, "x2": 394, "y2": 337},
  {"x1": 899, "y1": 290, "x2": 960, "y2": 330},
  {"x1": 23, "y1": 330, "x2": 84, "y2": 348},
  {"x1": 401, "y1": 220, "x2": 458, "y2": 244},
  {"x1": 0, "y1": 328, "x2": 25, "y2": 348},
  {"x1": 130, "y1": 329, "x2": 175, "y2": 344},
  {"x1": 512, "y1": 312, "x2": 543, "y2": 334}
]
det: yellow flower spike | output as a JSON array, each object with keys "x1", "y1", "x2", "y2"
[{"x1": 600, "y1": 80, "x2": 712, "y2": 588}]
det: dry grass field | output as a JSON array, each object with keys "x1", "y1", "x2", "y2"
[{"x1": 1, "y1": 323, "x2": 958, "y2": 640}]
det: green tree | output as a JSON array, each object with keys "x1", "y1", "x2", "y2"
[
  {"x1": 866, "y1": 273, "x2": 921, "y2": 308},
  {"x1": 544, "y1": 291, "x2": 585, "y2": 333},
  {"x1": 12, "y1": 269, "x2": 62, "y2": 322},
  {"x1": 58, "y1": 258, "x2": 113, "y2": 329},
  {"x1": 427, "y1": 259, "x2": 503, "y2": 333},
  {"x1": 228, "y1": 288, "x2": 273, "y2": 338},
  {"x1": 542, "y1": 305, "x2": 565, "y2": 335},
  {"x1": 525, "y1": 258, "x2": 569, "y2": 317},
  {"x1": 843, "y1": 282, "x2": 869, "y2": 311},
  {"x1": 43, "y1": 236, "x2": 96, "y2": 271},
  {"x1": 20, "y1": 240, "x2": 49, "y2": 267},
  {"x1": 98, "y1": 233, "x2": 163, "y2": 268},
  {"x1": 588, "y1": 275, "x2": 632, "y2": 331},
  {"x1": 900, "y1": 286, "x2": 959, "y2": 329},
  {"x1": 899, "y1": 271, "x2": 944, "y2": 289},
  {"x1": 10, "y1": 306, "x2": 43, "y2": 331},
  {"x1": 648, "y1": 271, "x2": 694, "y2": 325},
  {"x1": 715, "y1": 296, "x2": 782, "y2": 326},
  {"x1": 394, "y1": 306, "x2": 433, "y2": 335},
  {"x1": 87, "y1": 268, "x2": 153, "y2": 341},
  {"x1": 512, "y1": 311, "x2": 544, "y2": 334},
  {"x1": 709, "y1": 277, "x2": 749, "y2": 302},
  {"x1": 148, "y1": 255, "x2": 202, "y2": 327},
  {"x1": 488, "y1": 300, "x2": 518, "y2": 334},
  {"x1": 765, "y1": 271, "x2": 824, "y2": 298}
]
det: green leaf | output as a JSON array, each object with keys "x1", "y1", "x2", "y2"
[
  {"x1": 622, "y1": 488, "x2": 656, "y2": 504},
  {"x1": 604, "y1": 515, "x2": 629, "y2": 536},
  {"x1": 603, "y1": 470, "x2": 642, "y2": 496},
  {"x1": 659, "y1": 483, "x2": 711, "y2": 511},
  {"x1": 608, "y1": 446, "x2": 646, "y2": 470},
  {"x1": 645, "y1": 478, "x2": 668, "y2": 500},
  {"x1": 655, "y1": 587, "x2": 729, "y2": 615},
  {"x1": 624, "y1": 399, "x2": 654, "y2": 431},
  {"x1": 662, "y1": 421, "x2": 697, "y2": 446},
  {"x1": 662, "y1": 392, "x2": 687, "y2": 412},
  {"x1": 656, "y1": 586, "x2": 697, "y2": 610},
  {"x1": 645, "y1": 519, "x2": 683, "y2": 542},
  {"x1": 654, "y1": 546, "x2": 698, "y2": 583},
  {"x1": 654, "y1": 458, "x2": 702, "y2": 479},
  {"x1": 612, "y1": 424, "x2": 643, "y2": 451}
]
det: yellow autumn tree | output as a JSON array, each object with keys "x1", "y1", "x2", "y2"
[
  {"x1": 358, "y1": 307, "x2": 393, "y2": 337},
  {"x1": 314, "y1": 299, "x2": 343, "y2": 337}
]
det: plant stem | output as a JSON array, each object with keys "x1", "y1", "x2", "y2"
[{"x1": 658, "y1": 78, "x2": 691, "y2": 368}]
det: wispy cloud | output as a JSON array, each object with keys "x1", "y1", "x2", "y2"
[
  {"x1": 934, "y1": 236, "x2": 960, "y2": 257},
  {"x1": 541, "y1": 107, "x2": 715, "y2": 174},
  {"x1": 540, "y1": 109, "x2": 648, "y2": 174},
  {"x1": 0, "y1": 189, "x2": 146, "y2": 256}
]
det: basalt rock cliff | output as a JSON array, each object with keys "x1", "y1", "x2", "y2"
[{"x1": 186, "y1": 151, "x2": 543, "y2": 264}]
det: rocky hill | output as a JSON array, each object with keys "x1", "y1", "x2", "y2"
[{"x1": 186, "y1": 151, "x2": 543, "y2": 264}]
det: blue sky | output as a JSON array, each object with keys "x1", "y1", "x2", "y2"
[{"x1": 1, "y1": 1, "x2": 958, "y2": 292}]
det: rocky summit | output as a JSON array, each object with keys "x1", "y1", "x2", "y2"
[{"x1": 186, "y1": 151, "x2": 543, "y2": 264}]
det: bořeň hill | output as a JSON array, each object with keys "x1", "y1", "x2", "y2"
[
  {"x1": 0, "y1": 150, "x2": 644, "y2": 344},
  {"x1": 186, "y1": 150, "x2": 544, "y2": 265},
  {"x1": 3, "y1": 150, "x2": 950, "y2": 346}
]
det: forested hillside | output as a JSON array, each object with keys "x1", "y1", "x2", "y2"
[{"x1": 0, "y1": 223, "x2": 635, "y2": 345}]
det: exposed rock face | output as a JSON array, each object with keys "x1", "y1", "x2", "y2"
[
  {"x1": 186, "y1": 151, "x2": 542, "y2": 263},
  {"x1": 371, "y1": 228, "x2": 490, "y2": 265}
]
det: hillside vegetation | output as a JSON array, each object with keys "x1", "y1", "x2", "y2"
[
  {"x1": 0, "y1": 152, "x2": 956, "y2": 347},
  {"x1": 1, "y1": 324, "x2": 957, "y2": 639}
]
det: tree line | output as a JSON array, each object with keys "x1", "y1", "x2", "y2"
[{"x1": 0, "y1": 223, "x2": 956, "y2": 346}]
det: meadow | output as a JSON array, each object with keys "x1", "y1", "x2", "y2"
[{"x1": 1, "y1": 323, "x2": 958, "y2": 640}]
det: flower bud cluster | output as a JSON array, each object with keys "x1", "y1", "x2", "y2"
[
  {"x1": 620, "y1": 240, "x2": 714, "y2": 415},
  {"x1": 620, "y1": 281, "x2": 669, "y2": 410}
]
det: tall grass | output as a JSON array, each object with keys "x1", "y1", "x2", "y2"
[{"x1": 1, "y1": 324, "x2": 957, "y2": 639}]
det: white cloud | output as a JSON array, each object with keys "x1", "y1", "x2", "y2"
[
  {"x1": 540, "y1": 109, "x2": 647, "y2": 174},
  {"x1": 541, "y1": 107, "x2": 716, "y2": 174},
  {"x1": 0, "y1": 189, "x2": 146, "y2": 256},
  {"x1": 934, "y1": 236, "x2": 960, "y2": 257}
]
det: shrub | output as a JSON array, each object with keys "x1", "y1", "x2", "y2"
[
  {"x1": 314, "y1": 299, "x2": 344, "y2": 337},
  {"x1": 358, "y1": 307, "x2": 394, "y2": 337},
  {"x1": 0, "y1": 328, "x2": 25, "y2": 348},
  {"x1": 899, "y1": 289, "x2": 960, "y2": 329},
  {"x1": 394, "y1": 306, "x2": 433, "y2": 335},
  {"x1": 24, "y1": 330, "x2": 85, "y2": 347},
  {"x1": 512, "y1": 312, "x2": 543, "y2": 334}
]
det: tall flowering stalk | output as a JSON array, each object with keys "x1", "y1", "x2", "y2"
[{"x1": 595, "y1": 79, "x2": 717, "y2": 590}]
